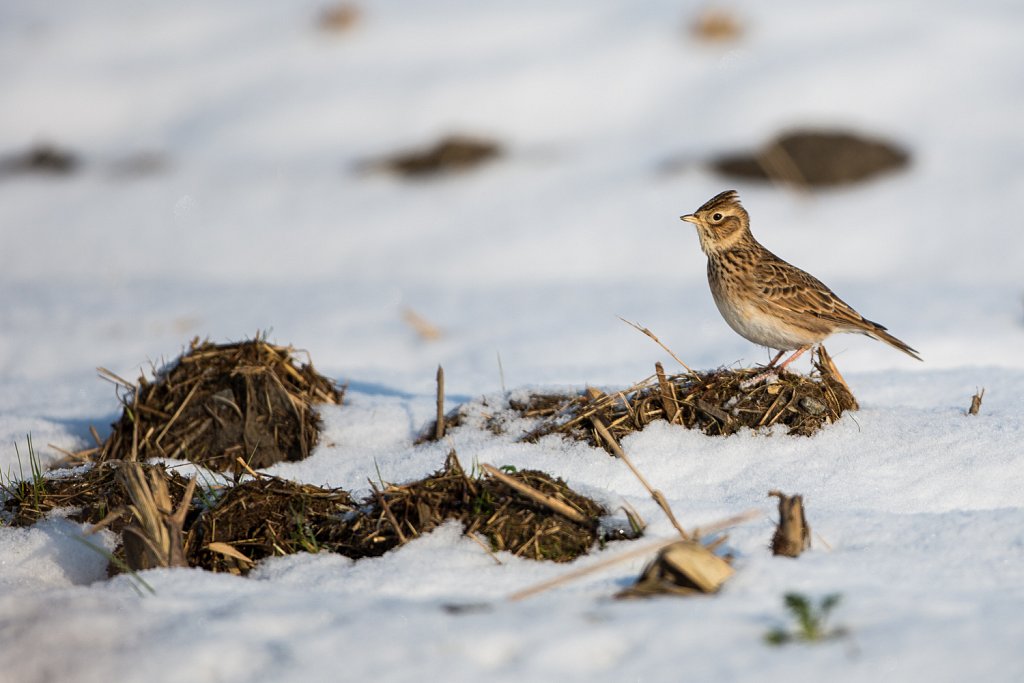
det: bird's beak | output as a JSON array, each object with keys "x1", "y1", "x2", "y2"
[{"x1": 680, "y1": 214, "x2": 698, "y2": 224}]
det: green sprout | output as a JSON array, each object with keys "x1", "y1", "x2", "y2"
[{"x1": 765, "y1": 592, "x2": 848, "y2": 645}]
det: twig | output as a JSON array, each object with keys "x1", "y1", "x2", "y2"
[
  {"x1": 817, "y1": 345, "x2": 855, "y2": 403},
  {"x1": 508, "y1": 507, "x2": 759, "y2": 602},
  {"x1": 402, "y1": 307, "x2": 442, "y2": 341},
  {"x1": 46, "y1": 442, "x2": 82, "y2": 459},
  {"x1": 96, "y1": 367, "x2": 136, "y2": 389},
  {"x1": 130, "y1": 386, "x2": 141, "y2": 462},
  {"x1": 968, "y1": 388, "x2": 985, "y2": 416},
  {"x1": 618, "y1": 317, "x2": 699, "y2": 377},
  {"x1": 480, "y1": 464, "x2": 588, "y2": 524},
  {"x1": 155, "y1": 380, "x2": 202, "y2": 446},
  {"x1": 654, "y1": 362, "x2": 680, "y2": 424},
  {"x1": 435, "y1": 365, "x2": 446, "y2": 440},
  {"x1": 588, "y1": 414, "x2": 689, "y2": 541},
  {"x1": 372, "y1": 484, "x2": 408, "y2": 544},
  {"x1": 206, "y1": 541, "x2": 256, "y2": 568},
  {"x1": 234, "y1": 456, "x2": 263, "y2": 480},
  {"x1": 691, "y1": 508, "x2": 761, "y2": 539},
  {"x1": 496, "y1": 351, "x2": 506, "y2": 395},
  {"x1": 508, "y1": 537, "x2": 676, "y2": 602},
  {"x1": 466, "y1": 531, "x2": 504, "y2": 565},
  {"x1": 85, "y1": 506, "x2": 129, "y2": 535}
]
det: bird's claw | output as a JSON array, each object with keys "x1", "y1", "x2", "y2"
[{"x1": 740, "y1": 370, "x2": 779, "y2": 390}]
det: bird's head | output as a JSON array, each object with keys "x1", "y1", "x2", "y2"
[{"x1": 680, "y1": 189, "x2": 750, "y2": 254}]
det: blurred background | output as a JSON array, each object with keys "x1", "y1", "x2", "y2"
[{"x1": 1, "y1": 0, "x2": 1022, "y2": 451}]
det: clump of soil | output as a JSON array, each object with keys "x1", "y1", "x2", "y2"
[
  {"x1": 709, "y1": 129, "x2": 909, "y2": 187},
  {"x1": 0, "y1": 142, "x2": 79, "y2": 177},
  {"x1": 364, "y1": 134, "x2": 502, "y2": 177},
  {"x1": 192, "y1": 453, "x2": 605, "y2": 573},
  {"x1": 478, "y1": 348, "x2": 858, "y2": 452},
  {"x1": 4, "y1": 453, "x2": 608, "y2": 575},
  {"x1": 96, "y1": 338, "x2": 344, "y2": 474},
  {"x1": 2, "y1": 460, "x2": 192, "y2": 532},
  {"x1": 189, "y1": 478, "x2": 357, "y2": 573},
  {"x1": 335, "y1": 453, "x2": 605, "y2": 563}
]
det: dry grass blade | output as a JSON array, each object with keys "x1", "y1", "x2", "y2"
[
  {"x1": 97, "y1": 366, "x2": 136, "y2": 389},
  {"x1": 466, "y1": 531, "x2": 504, "y2": 565},
  {"x1": 507, "y1": 538, "x2": 675, "y2": 602},
  {"x1": 588, "y1": 413, "x2": 689, "y2": 541},
  {"x1": 205, "y1": 542, "x2": 256, "y2": 567},
  {"x1": 508, "y1": 508, "x2": 756, "y2": 601},
  {"x1": 373, "y1": 483, "x2": 410, "y2": 544},
  {"x1": 155, "y1": 380, "x2": 202, "y2": 445},
  {"x1": 481, "y1": 464, "x2": 588, "y2": 524},
  {"x1": 619, "y1": 317, "x2": 698, "y2": 376},
  {"x1": 234, "y1": 456, "x2": 262, "y2": 479},
  {"x1": 403, "y1": 307, "x2": 442, "y2": 341},
  {"x1": 119, "y1": 463, "x2": 196, "y2": 569},
  {"x1": 691, "y1": 508, "x2": 761, "y2": 539}
]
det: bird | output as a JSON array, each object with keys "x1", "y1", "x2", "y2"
[{"x1": 680, "y1": 189, "x2": 921, "y2": 373}]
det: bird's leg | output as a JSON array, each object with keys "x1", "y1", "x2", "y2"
[
  {"x1": 775, "y1": 345, "x2": 813, "y2": 374},
  {"x1": 743, "y1": 346, "x2": 812, "y2": 389}
]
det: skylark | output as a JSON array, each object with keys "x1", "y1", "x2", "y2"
[{"x1": 680, "y1": 190, "x2": 921, "y2": 371}]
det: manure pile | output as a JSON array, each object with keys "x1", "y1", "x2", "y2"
[
  {"x1": 426, "y1": 347, "x2": 857, "y2": 454},
  {"x1": 96, "y1": 338, "x2": 343, "y2": 473},
  {"x1": 4, "y1": 454, "x2": 608, "y2": 575},
  {"x1": 2, "y1": 336, "x2": 860, "y2": 581}
]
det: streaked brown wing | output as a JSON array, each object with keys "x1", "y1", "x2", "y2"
[{"x1": 753, "y1": 252, "x2": 869, "y2": 330}]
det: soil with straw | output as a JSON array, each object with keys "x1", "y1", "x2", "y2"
[
  {"x1": 95, "y1": 338, "x2": 344, "y2": 473},
  {"x1": 3, "y1": 453, "x2": 610, "y2": 575}
]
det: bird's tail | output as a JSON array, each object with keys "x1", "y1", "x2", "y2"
[{"x1": 862, "y1": 320, "x2": 922, "y2": 361}]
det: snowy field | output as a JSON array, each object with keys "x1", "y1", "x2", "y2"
[{"x1": 2, "y1": 1, "x2": 1024, "y2": 681}]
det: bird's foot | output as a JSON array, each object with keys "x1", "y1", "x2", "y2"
[{"x1": 740, "y1": 370, "x2": 780, "y2": 390}]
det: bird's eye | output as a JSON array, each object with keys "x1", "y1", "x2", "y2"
[{"x1": 712, "y1": 212, "x2": 723, "y2": 221}]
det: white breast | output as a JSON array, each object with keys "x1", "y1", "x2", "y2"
[{"x1": 711, "y1": 288, "x2": 825, "y2": 351}]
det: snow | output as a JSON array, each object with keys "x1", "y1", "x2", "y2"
[{"x1": 2, "y1": 0, "x2": 1024, "y2": 681}]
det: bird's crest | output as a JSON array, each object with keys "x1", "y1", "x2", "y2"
[{"x1": 696, "y1": 189, "x2": 742, "y2": 214}]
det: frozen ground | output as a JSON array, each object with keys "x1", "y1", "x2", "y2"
[{"x1": 1, "y1": 1, "x2": 1023, "y2": 681}]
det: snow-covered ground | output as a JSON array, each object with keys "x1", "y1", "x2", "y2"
[{"x1": 2, "y1": 1, "x2": 1023, "y2": 681}]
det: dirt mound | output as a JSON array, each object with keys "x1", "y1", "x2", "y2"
[
  {"x1": 422, "y1": 348, "x2": 857, "y2": 452},
  {"x1": 364, "y1": 134, "x2": 502, "y2": 177},
  {"x1": 190, "y1": 478, "x2": 357, "y2": 573},
  {"x1": 0, "y1": 142, "x2": 79, "y2": 177},
  {"x1": 4, "y1": 453, "x2": 609, "y2": 575},
  {"x1": 521, "y1": 349, "x2": 857, "y2": 450},
  {"x1": 334, "y1": 453, "x2": 605, "y2": 563},
  {"x1": 96, "y1": 338, "x2": 344, "y2": 473},
  {"x1": 189, "y1": 453, "x2": 606, "y2": 573},
  {"x1": 2, "y1": 460, "x2": 193, "y2": 532},
  {"x1": 710, "y1": 129, "x2": 909, "y2": 187}
]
